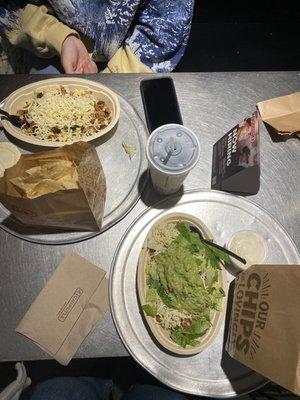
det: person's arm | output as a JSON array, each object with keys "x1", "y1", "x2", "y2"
[
  {"x1": 103, "y1": 46, "x2": 152, "y2": 73},
  {"x1": 0, "y1": 3, "x2": 97, "y2": 73},
  {"x1": 105, "y1": 0, "x2": 194, "y2": 73},
  {"x1": 0, "y1": 3, "x2": 78, "y2": 57}
]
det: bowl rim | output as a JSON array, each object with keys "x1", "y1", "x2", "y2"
[{"x1": 137, "y1": 212, "x2": 227, "y2": 356}]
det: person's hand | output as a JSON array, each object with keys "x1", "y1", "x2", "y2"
[{"x1": 61, "y1": 35, "x2": 98, "y2": 73}]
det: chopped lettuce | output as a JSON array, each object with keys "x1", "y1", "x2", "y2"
[
  {"x1": 122, "y1": 141, "x2": 136, "y2": 160},
  {"x1": 146, "y1": 288, "x2": 158, "y2": 302},
  {"x1": 157, "y1": 285, "x2": 173, "y2": 308},
  {"x1": 176, "y1": 222, "x2": 232, "y2": 267},
  {"x1": 171, "y1": 318, "x2": 211, "y2": 347},
  {"x1": 142, "y1": 304, "x2": 157, "y2": 317}
]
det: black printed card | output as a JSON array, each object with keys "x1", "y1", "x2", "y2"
[{"x1": 211, "y1": 112, "x2": 260, "y2": 194}]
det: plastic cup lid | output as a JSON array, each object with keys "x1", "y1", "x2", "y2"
[{"x1": 146, "y1": 124, "x2": 200, "y2": 173}]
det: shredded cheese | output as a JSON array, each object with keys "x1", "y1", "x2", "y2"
[{"x1": 18, "y1": 86, "x2": 111, "y2": 142}]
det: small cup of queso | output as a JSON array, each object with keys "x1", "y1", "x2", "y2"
[{"x1": 227, "y1": 230, "x2": 267, "y2": 270}]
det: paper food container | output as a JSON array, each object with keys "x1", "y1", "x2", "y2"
[
  {"x1": 1, "y1": 77, "x2": 120, "y2": 147},
  {"x1": 137, "y1": 212, "x2": 227, "y2": 356}
]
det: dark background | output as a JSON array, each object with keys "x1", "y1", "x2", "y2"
[{"x1": 176, "y1": 0, "x2": 300, "y2": 71}]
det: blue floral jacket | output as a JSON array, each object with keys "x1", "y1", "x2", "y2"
[{"x1": 0, "y1": 0, "x2": 194, "y2": 72}]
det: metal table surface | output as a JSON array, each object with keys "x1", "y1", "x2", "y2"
[{"x1": 0, "y1": 72, "x2": 299, "y2": 363}]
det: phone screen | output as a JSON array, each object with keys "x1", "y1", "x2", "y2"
[{"x1": 140, "y1": 77, "x2": 183, "y2": 133}]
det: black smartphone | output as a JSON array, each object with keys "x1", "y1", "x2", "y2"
[{"x1": 140, "y1": 77, "x2": 183, "y2": 133}]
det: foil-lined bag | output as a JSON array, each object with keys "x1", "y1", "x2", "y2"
[{"x1": 0, "y1": 141, "x2": 106, "y2": 231}]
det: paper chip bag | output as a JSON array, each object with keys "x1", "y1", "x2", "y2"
[
  {"x1": 226, "y1": 265, "x2": 300, "y2": 395},
  {"x1": 257, "y1": 92, "x2": 300, "y2": 135},
  {"x1": 0, "y1": 142, "x2": 106, "y2": 231}
]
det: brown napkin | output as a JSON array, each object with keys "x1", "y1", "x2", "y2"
[
  {"x1": 16, "y1": 252, "x2": 109, "y2": 365},
  {"x1": 257, "y1": 92, "x2": 300, "y2": 135},
  {"x1": 226, "y1": 264, "x2": 300, "y2": 395}
]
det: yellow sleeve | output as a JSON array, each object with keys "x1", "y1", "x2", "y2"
[
  {"x1": 103, "y1": 46, "x2": 153, "y2": 73},
  {"x1": 7, "y1": 4, "x2": 79, "y2": 58}
]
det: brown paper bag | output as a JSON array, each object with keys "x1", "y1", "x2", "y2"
[
  {"x1": 16, "y1": 252, "x2": 109, "y2": 365},
  {"x1": 0, "y1": 142, "x2": 106, "y2": 231},
  {"x1": 257, "y1": 92, "x2": 300, "y2": 135},
  {"x1": 226, "y1": 264, "x2": 300, "y2": 395}
]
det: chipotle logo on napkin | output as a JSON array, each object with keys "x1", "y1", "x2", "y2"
[
  {"x1": 57, "y1": 287, "x2": 83, "y2": 322},
  {"x1": 226, "y1": 265, "x2": 300, "y2": 395}
]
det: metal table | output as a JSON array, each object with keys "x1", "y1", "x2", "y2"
[{"x1": 0, "y1": 72, "x2": 299, "y2": 365}]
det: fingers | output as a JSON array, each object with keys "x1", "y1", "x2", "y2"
[
  {"x1": 61, "y1": 54, "x2": 98, "y2": 74},
  {"x1": 62, "y1": 59, "x2": 83, "y2": 74},
  {"x1": 61, "y1": 55, "x2": 78, "y2": 73},
  {"x1": 74, "y1": 65, "x2": 84, "y2": 74},
  {"x1": 64, "y1": 61, "x2": 97, "y2": 74},
  {"x1": 61, "y1": 35, "x2": 98, "y2": 74},
  {"x1": 82, "y1": 59, "x2": 98, "y2": 74},
  {"x1": 62, "y1": 60, "x2": 76, "y2": 73}
]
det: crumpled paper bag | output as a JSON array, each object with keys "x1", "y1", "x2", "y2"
[
  {"x1": 0, "y1": 141, "x2": 106, "y2": 231},
  {"x1": 257, "y1": 92, "x2": 300, "y2": 135}
]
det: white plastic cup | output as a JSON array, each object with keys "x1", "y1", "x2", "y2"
[{"x1": 146, "y1": 124, "x2": 200, "y2": 195}]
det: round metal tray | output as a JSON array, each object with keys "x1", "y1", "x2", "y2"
[
  {"x1": 110, "y1": 190, "x2": 300, "y2": 398},
  {"x1": 0, "y1": 95, "x2": 148, "y2": 244}
]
